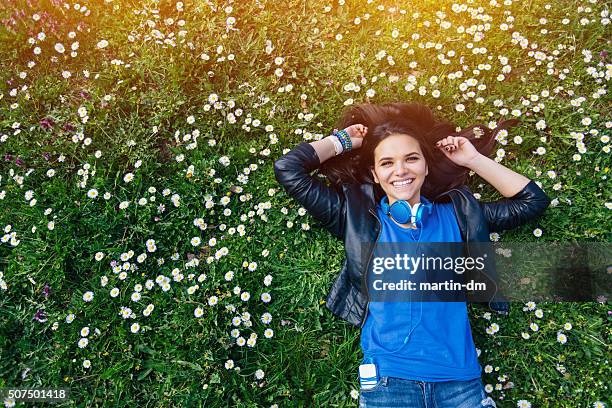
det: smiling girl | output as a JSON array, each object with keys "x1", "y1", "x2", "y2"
[{"x1": 274, "y1": 102, "x2": 550, "y2": 407}]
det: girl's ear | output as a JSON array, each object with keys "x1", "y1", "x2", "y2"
[
  {"x1": 425, "y1": 165, "x2": 429, "y2": 177},
  {"x1": 370, "y1": 167, "x2": 379, "y2": 184}
]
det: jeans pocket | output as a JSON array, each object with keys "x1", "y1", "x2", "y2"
[{"x1": 360, "y1": 376, "x2": 389, "y2": 393}]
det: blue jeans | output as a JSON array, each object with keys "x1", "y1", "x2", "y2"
[{"x1": 359, "y1": 376, "x2": 497, "y2": 408}]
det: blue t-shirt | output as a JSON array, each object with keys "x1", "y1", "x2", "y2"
[{"x1": 360, "y1": 196, "x2": 482, "y2": 382}]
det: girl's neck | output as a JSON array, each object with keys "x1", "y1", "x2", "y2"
[{"x1": 388, "y1": 197, "x2": 421, "y2": 207}]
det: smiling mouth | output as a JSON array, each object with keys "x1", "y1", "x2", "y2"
[{"x1": 392, "y1": 178, "x2": 415, "y2": 188}]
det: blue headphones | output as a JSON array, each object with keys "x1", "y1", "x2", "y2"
[{"x1": 380, "y1": 195, "x2": 433, "y2": 226}]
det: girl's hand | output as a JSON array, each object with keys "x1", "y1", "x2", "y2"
[
  {"x1": 436, "y1": 136, "x2": 482, "y2": 167},
  {"x1": 340, "y1": 124, "x2": 367, "y2": 150}
]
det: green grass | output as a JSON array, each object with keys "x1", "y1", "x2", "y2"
[{"x1": 0, "y1": 0, "x2": 610, "y2": 406}]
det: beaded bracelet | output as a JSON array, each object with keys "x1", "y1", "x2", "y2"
[{"x1": 333, "y1": 129, "x2": 352, "y2": 152}]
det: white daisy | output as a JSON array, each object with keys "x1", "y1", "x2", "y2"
[
  {"x1": 261, "y1": 313, "x2": 272, "y2": 324},
  {"x1": 557, "y1": 332, "x2": 567, "y2": 344},
  {"x1": 78, "y1": 337, "x2": 89, "y2": 348}
]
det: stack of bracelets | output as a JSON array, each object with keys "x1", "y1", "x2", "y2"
[
  {"x1": 333, "y1": 129, "x2": 352, "y2": 152},
  {"x1": 324, "y1": 128, "x2": 353, "y2": 156}
]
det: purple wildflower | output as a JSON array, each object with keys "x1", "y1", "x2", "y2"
[
  {"x1": 33, "y1": 309, "x2": 47, "y2": 323},
  {"x1": 40, "y1": 117, "x2": 55, "y2": 130}
]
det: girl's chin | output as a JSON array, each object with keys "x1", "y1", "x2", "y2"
[
  {"x1": 386, "y1": 192, "x2": 420, "y2": 203},
  {"x1": 382, "y1": 183, "x2": 422, "y2": 202}
]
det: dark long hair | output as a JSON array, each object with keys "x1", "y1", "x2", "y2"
[{"x1": 319, "y1": 102, "x2": 520, "y2": 200}]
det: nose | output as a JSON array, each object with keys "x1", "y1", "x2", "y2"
[{"x1": 394, "y1": 161, "x2": 409, "y2": 176}]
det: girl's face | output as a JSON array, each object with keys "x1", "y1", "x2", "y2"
[{"x1": 370, "y1": 133, "x2": 428, "y2": 207}]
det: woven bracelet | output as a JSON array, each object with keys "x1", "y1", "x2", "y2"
[{"x1": 333, "y1": 129, "x2": 352, "y2": 152}]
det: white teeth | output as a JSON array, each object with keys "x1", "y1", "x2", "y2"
[{"x1": 392, "y1": 178, "x2": 414, "y2": 186}]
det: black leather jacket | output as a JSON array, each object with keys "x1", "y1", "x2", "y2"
[{"x1": 274, "y1": 142, "x2": 551, "y2": 327}]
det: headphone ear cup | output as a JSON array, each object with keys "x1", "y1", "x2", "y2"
[
  {"x1": 389, "y1": 200, "x2": 412, "y2": 224},
  {"x1": 414, "y1": 203, "x2": 424, "y2": 224},
  {"x1": 414, "y1": 201, "x2": 433, "y2": 225},
  {"x1": 381, "y1": 196, "x2": 389, "y2": 214},
  {"x1": 381, "y1": 196, "x2": 433, "y2": 226}
]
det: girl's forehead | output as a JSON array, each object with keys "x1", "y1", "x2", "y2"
[{"x1": 374, "y1": 134, "x2": 422, "y2": 156}]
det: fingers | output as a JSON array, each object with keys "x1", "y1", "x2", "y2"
[
  {"x1": 436, "y1": 136, "x2": 458, "y2": 152},
  {"x1": 346, "y1": 124, "x2": 368, "y2": 137},
  {"x1": 358, "y1": 124, "x2": 368, "y2": 136}
]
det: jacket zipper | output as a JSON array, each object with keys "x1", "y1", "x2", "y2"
[{"x1": 360, "y1": 208, "x2": 382, "y2": 328}]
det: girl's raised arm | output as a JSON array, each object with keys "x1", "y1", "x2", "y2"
[
  {"x1": 462, "y1": 146, "x2": 551, "y2": 232},
  {"x1": 477, "y1": 180, "x2": 551, "y2": 232},
  {"x1": 436, "y1": 135, "x2": 551, "y2": 232},
  {"x1": 273, "y1": 126, "x2": 366, "y2": 239},
  {"x1": 273, "y1": 140, "x2": 345, "y2": 239}
]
